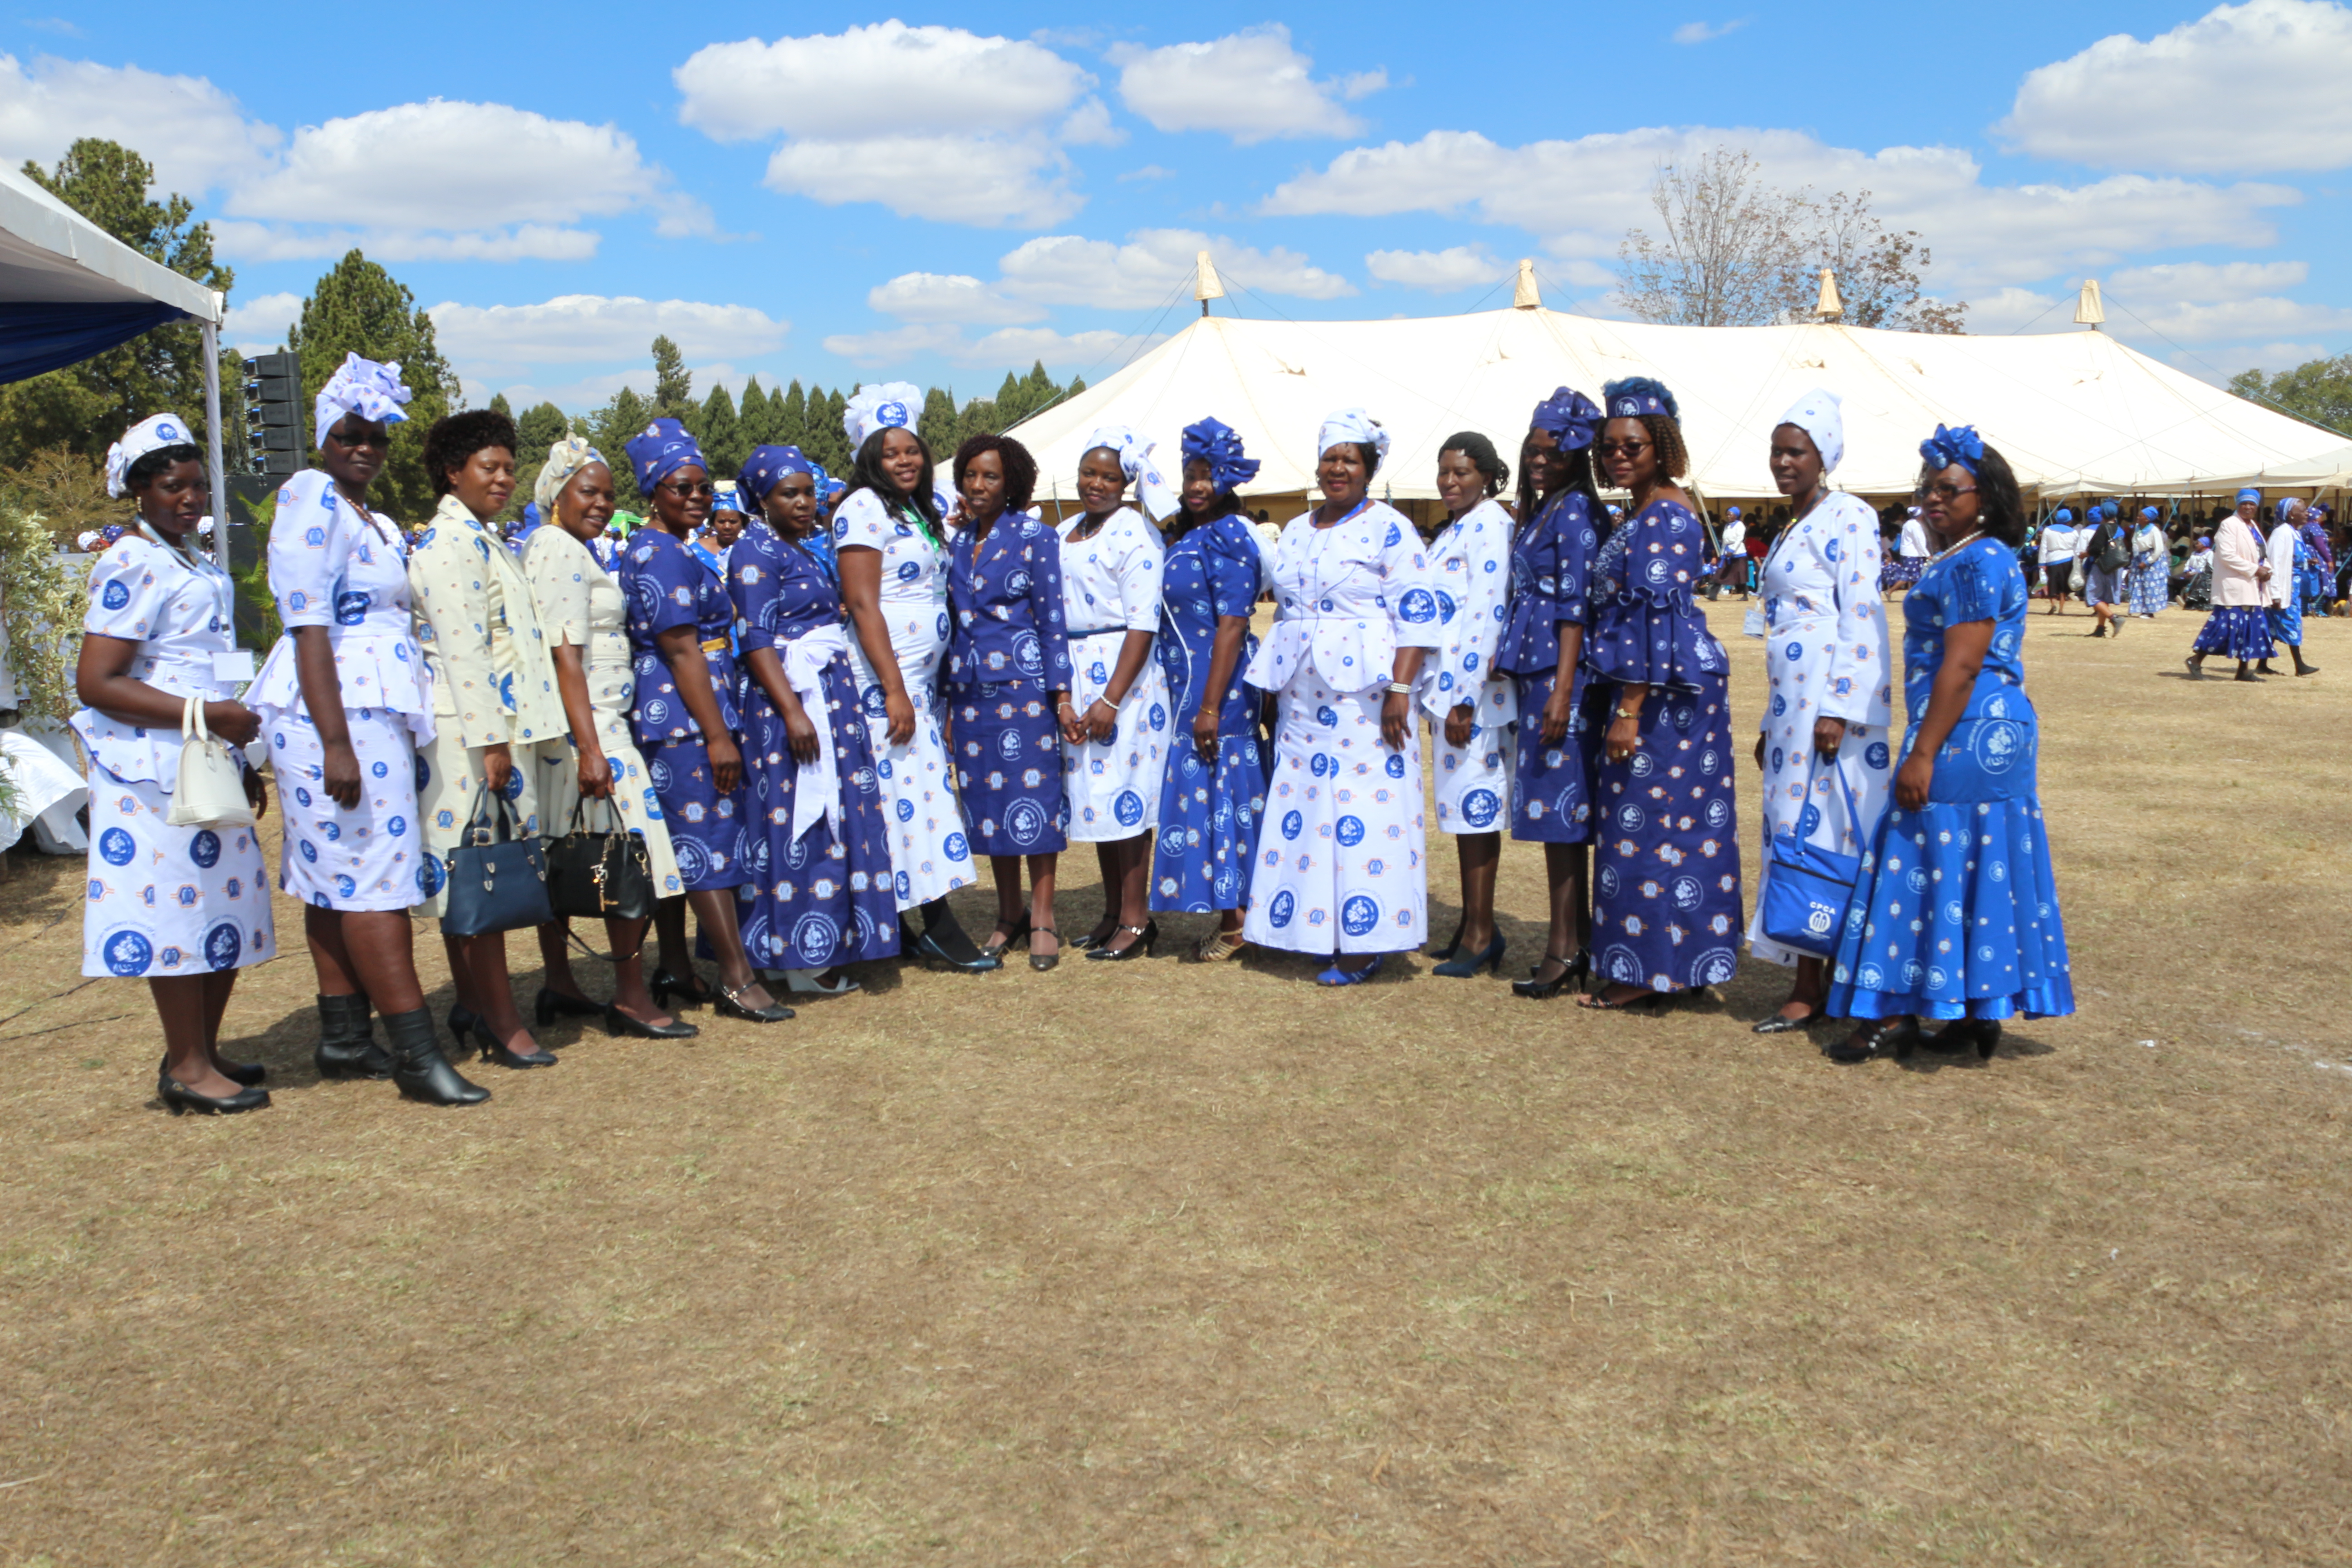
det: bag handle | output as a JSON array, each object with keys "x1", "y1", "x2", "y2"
[
  {"x1": 182, "y1": 693, "x2": 209, "y2": 746},
  {"x1": 564, "y1": 791, "x2": 627, "y2": 840},
  {"x1": 465, "y1": 784, "x2": 521, "y2": 848}
]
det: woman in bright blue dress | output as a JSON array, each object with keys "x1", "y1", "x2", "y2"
[
  {"x1": 1824, "y1": 425, "x2": 2074, "y2": 1062},
  {"x1": 1582, "y1": 378, "x2": 1743, "y2": 1009},
  {"x1": 1150, "y1": 417, "x2": 1269, "y2": 960},
  {"x1": 619, "y1": 419, "x2": 790, "y2": 1023},
  {"x1": 730, "y1": 442, "x2": 900, "y2": 990}
]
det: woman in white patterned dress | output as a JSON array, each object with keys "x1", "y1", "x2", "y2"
[
  {"x1": 1241, "y1": 410, "x2": 1444, "y2": 984},
  {"x1": 1059, "y1": 427, "x2": 1172, "y2": 960},
  {"x1": 74, "y1": 415, "x2": 275, "y2": 1114},
  {"x1": 1745, "y1": 391, "x2": 1893, "y2": 1034},
  {"x1": 1418, "y1": 431, "x2": 1517, "y2": 978}
]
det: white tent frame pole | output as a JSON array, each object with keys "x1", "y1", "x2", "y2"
[{"x1": 201, "y1": 318, "x2": 227, "y2": 544}]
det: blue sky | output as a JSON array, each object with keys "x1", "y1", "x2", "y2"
[{"x1": 6, "y1": 0, "x2": 2348, "y2": 413}]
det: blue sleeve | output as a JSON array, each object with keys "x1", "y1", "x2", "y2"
[
  {"x1": 1551, "y1": 494, "x2": 1594, "y2": 627},
  {"x1": 627, "y1": 533, "x2": 699, "y2": 641},
  {"x1": 728, "y1": 526, "x2": 784, "y2": 640},
  {"x1": 1028, "y1": 525, "x2": 1072, "y2": 686},
  {"x1": 1205, "y1": 518, "x2": 1260, "y2": 620},
  {"x1": 1583, "y1": 502, "x2": 1715, "y2": 693},
  {"x1": 1941, "y1": 543, "x2": 2007, "y2": 625}
]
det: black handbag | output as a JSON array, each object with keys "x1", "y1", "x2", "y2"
[
  {"x1": 440, "y1": 789, "x2": 554, "y2": 937},
  {"x1": 545, "y1": 794, "x2": 657, "y2": 922}
]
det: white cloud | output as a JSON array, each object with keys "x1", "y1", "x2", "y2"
[
  {"x1": 1959, "y1": 286, "x2": 2067, "y2": 333},
  {"x1": 2001, "y1": 0, "x2": 2352, "y2": 173},
  {"x1": 997, "y1": 228, "x2": 1355, "y2": 308},
  {"x1": 222, "y1": 289, "x2": 302, "y2": 354},
  {"x1": 1261, "y1": 126, "x2": 2300, "y2": 290},
  {"x1": 866, "y1": 274, "x2": 1047, "y2": 325},
  {"x1": 484, "y1": 362, "x2": 747, "y2": 416},
  {"x1": 675, "y1": 22, "x2": 1098, "y2": 227},
  {"x1": 1365, "y1": 245, "x2": 1505, "y2": 292},
  {"x1": 822, "y1": 322, "x2": 1149, "y2": 372},
  {"x1": 1118, "y1": 164, "x2": 1176, "y2": 182},
  {"x1": 214, "y1": 221, "x2": 602, "y2": 264},
  {"x1": 1110, "y1": 25, "x2": 1380, "y2": 143},
  {"x1": 0, "y1": 54, "x2": 279, "y2": 194},
  {"x1": 2117, "y1": 295, "x2": 2352, "y2": 343},
  {"x1": 1673, "y1": 20, "x2": 1746, "y2": 43},
  {"x1": 427, "y1": 295, "x2": 791, "y2": 378},
  {"x1": 2107, "y1": 260, "x2": 2309, "y2": 302}
]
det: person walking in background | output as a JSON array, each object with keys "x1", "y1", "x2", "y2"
[
  {"x1": 2185, "y1": 490, "x2": 2276, "y2": 682},
  {"x1": 1882, "y1": 505, "x2": 1929, "y2": 593},
  {"x1": 2082, "y1": 503, "x2": 2132, "y2": 639},
  {"x1": 1711, "y1": 506, "x2": 1747, "y2": 599},
  {"x1": 2257, "y1": 499, "x2": 2319, "y2": 678},
  {"x1": 1825, "y1": 425, "x2": 2073, "y2": 1062},
  {"x1": 2036, "y1": 508, "x2": 2077, "y2": 612},
  {"x1": 2128, "y1": 506, "x2": 2169, "y2": 619},
  {"x1": 2300, "y1": 503, "x2": 2335, "y2": 615}
]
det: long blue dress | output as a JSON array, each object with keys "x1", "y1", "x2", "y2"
[
  {"x1": 1150, "y1": 513, "x2": 1268, "y2": 912},
  {"x1": 622, "y1": 526, "x2": 747, "y2": 891},
  {"x1": 1496, "y1": 488, "x2": 1601, "y2": 844},
  {"x1": 1825, "y1": 538, "x2": 2074, "y2": 1023},
  {"x1": 1583, "y1": 497, "x2": 1743, "y2": 992},
  {"x1": 945, "y1": 511, "x2": 1073, "y2": 857},
  {"x1": 729, "y1": 519, "x2": 900, "y2": 969}
]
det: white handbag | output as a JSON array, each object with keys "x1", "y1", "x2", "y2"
[{"x1": 167, "y1": 693, "x2": 256, "y2": 828}]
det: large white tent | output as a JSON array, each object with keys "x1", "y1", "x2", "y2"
[{"x1": 1009, "y1": 300, "x2": 2345, "y2": 506}]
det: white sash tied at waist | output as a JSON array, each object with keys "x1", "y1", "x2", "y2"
[{"x1": 781, "y1": 623, "x2": 850, "y2": 844}]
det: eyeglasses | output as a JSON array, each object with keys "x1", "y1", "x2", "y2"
[
  {"x1": 1596, "y1": 440, "x2": 1651, "y2": 457},
  {"x1": 657, "y1": 480, "x2": 716, "y2": 497},
  {"x1": 1919, "y1": 482, "x2": 1978, "y2": 502}
]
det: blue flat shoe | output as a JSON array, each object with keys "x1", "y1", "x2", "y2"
[{"x1": 1315, "y1": 954, "x2": 1384, "y2": 986}]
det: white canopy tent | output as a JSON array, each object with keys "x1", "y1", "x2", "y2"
[{"x1": 1009, "y1": 302, "x2": 2346, "y2": 506}]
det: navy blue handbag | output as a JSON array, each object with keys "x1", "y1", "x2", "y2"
[
  {"x1": 1759, "y1": 757, "x2": 1865, "y2": 958},
  {"x1": 440, "y1": 789, "x2": 553, "y2": 937}
]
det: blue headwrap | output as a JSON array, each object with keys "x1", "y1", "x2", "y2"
[
  {"x1": 623, "y1": 418, "x2": 706, "y2": 495},
  {"x1": 1602, "y1": 376, "x2": 1677, "y2": 420},
  {"x1": 1179, "y1": 417, "x2": 1261, "y2": 495},
  {"x1": 2237, "y1": 487, "x2": 2262, "y2": 504},
  {"x1": 2052, "y1": 508, "x2": 2073, "y2": 524},
  {"x1": 739, "y1": 444, "x2": 817, "y2": 508},
  {"x1": 1919, "y1": 423, "x2": 1984, "y2": 475},
  {"x1": 2141, "y1": 506, "x2": 2159, "y2": 521},
  {"x1": 1529, "y1": 387, "x2": 1603, "y2": 451}
]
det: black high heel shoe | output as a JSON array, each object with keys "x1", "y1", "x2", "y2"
[
  {"x1": 464, "y1": 1014, "x2": 558, "y2": 1069},
  {"x1": 1427, "y1": 918, "x2": 1466, "y2": 962},
  {"x1": 1028, "y1": 926, "x2": 1061, "y2": 972},
  {"x1": 979, "y1": 913, "x2": 1032, "y2": 962},
  {"x1": 158, "y1": 1054, "x2": 265, "y2": 1088},
  {"x1": 715, "y1": 982, "x2": 794, "y2": 1023},
  {"x1": 1928, "y1": 1018, "x2": 2002, "y2": 1058},
  {"x1": 1433, "y1": 932, "x2": 1506, "y2": 978},
  {"x1": 1823, "y1": 1017, "x2": 1922, "y2": 1064},
  {"x1": 649, "y1": 968, "x2": 714, "y2": 1009},
  {"x1": 157, "y1": 1069, "x2": 270, "y2": 1116},
  {"x1": 381, "y1": 1007, "x2": 490, "y2": 1107},
  {"x1": 1085, "y1": 920, "x2": 1157, "y2": 961},
  {"x1": 603, "y1": 1003, "x2": 700, "y2": 1040},
  {"x1": 1072, "y1": 919, "x2": 1118, "y2": 953},
  {"x1": 902, "y1": 918, "x2": 1001, "y2": 973},
  {"x1": 1512, "y1": 947, "x2": 1590, "y2": 1000},
  {"x1": 534, "y1": 986, "x2": 604, "y2": 1026}
]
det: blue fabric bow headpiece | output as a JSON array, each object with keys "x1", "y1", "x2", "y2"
[
  {"x1": 738, "y1": 444, "x2": 817, "y2": 508},
  {"x1": 1529, "y1": 387, "x2": 1602, "y2": 451},
  {"x1": 624, "y1": 418, "x2": 706, "y2": 495},
  {"x1": 1601, "y1": 376, "x2": 1677, "y2": 421},
  {"x1": 1179, "y1": 417, "x2": 1261, "y2": 495},
  {"x1": 1918, "y1": 423, "x2": 1984, "y2": 475}
]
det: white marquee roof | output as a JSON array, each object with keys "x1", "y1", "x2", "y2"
[{"x1": 0, "y1": 161, "x2": 222, "y2": 320}]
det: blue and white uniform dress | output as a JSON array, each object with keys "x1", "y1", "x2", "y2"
[
  {"x1": 946, "y1": 510, "x2": 1073, "y2": 857},
  {"x1": 1419, "y1": 497, "x2": 1515, "y2": 834},
  {"x1": 1747, "y1": 490, "x2": 1893, "y2": 965},
  {"x1": 2128, "y1": 519, "x2": 2168, "y2": 617},
  {"x1": 833, "y1": 490, "x2": 974, "y2": 907},
  {"x1": 1825, "y1": 538, "x2": 2073, "y2": 1023},
  {"x1": 1497, "y1": 489, "x2": 1600, "y2": 843},
  {"x1": 621, "y1": 527, "x2": 747, "y2": 891},
  {"x1": 249, "y1": 469, "x2": 435, "y2": 909},
  {"x1": 1151, "y1": 513, "x2": 1268, "y2": 914},
  {"x1": 1057, "y1": 507, "x2": 1169, "y2": 841},
  {"x1": 73, "y1": 530, "x2": 275, "y2": 979},
  {"x1": 1584, "y1": 497, "x2": 1743, "y2": 993},
  {"x1": 1241, "y1": 501, "x2": 1442, "y2": 956},
  {"x1": 729, "y1": 518, "x2": 899, "y2": 970}
]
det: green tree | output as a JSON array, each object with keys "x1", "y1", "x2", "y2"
[
  {"x1": 700, "y1": 382, "x2": 743, "y2": 478},
  {"x1": 511, "y1": 400, "x2": 571, "y2": 519},
  {"x1": 2230, "y1": 354, "x2": 2352, "y2": 436},
  {"x1": 918, "y1": 386, "x2": 960, "y2": 456},
  {"x1": 0, "y1": 139, "x2": 241, "y2": 471},
  {"x1": 738, "y1": 378, "x2": 774, "y2": 450},
  {"x1": 489, "y1": 392, "x2": 513, "y2": 421},
  {"x1": 285, "y1": 249, "x2": 457, "y2": 523},
  {"x1": 650, "y1": 335, "x2": 693, "y2": 423},
  {"x1": 817, "y1": 388, "x2": 852, "y2": 474},
  {"x1": 584, "y1": 386, "x2": 652, "y2": 512},
  {"x1": 778, "y1": 380, "x2": 809, "y2": 453}
]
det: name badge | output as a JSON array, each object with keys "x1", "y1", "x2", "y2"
[
  {"x1": 1742, "y1": 607, "x2": 1766, "y2": 639},
  {"x1": 212, "y1": 649, "x2": 257, "y2": 683}
]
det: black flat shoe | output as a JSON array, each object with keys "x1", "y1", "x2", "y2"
[
  {"x1": 534, "y1": 986, "x2": 603, "y2": 1025},
  {"x1": 1085, "y1": 920, "x2": 1157, "y2": 961},
  {"x1": 1752, "y1": 1009, "x2": 1819, "y2": 1034},
  {"x1": 904, "y1": 922, "x2": 1001, "y2": 973},
  {"x1": 1579, "y1": 984, "x2": 1671, "y2": 1012},
  {"x1": 1823, "y1": 1017, "x2": 1922, "y2": 1064},
  {"x1": 1029, "y1": 926, "x2": 1061, "y2": 972},
  {"x1": 979, "y1": 914, "x2": 1032, "y2": 962},
  {"x1": 604, "y1": 1003, "x2": 700, "y2": 1040},
  {"x1": 649, "y1": 968, "x2": 714, "y2": 1009},
  {"x1": 160, "y1": 1054, "x2": 265, "y2": 1088},
  {"x1": 714, "y1": 982, "x2": 794, "y2": 1023},
  {"x1": 158, "y1": 1073, "x2": 269, "y2": 1116},
  {"x1": 1513, "y1": 947, "x2": 1590, "y2": 1000}
]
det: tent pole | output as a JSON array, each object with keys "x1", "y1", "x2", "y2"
[{"x1": 201, "y1": 318, "x2": 228, "y2": 544}]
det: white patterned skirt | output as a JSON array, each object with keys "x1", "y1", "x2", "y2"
[
  {"x1": 415, "y1": 729, "x2": 545, "y2": 921},
  {"x1": 532, "y1": 695, "x2": 684, "y2": 904},
  {"x1": 1427, "y1": 711, "x2": 1512, "y2": 835},
  {"x1": 268, "y1": 706, "x2": 431, "y2": 912},
  {"x1": 81, "y1": 764, "x2": 275, "y2": 979},
  {"x1": 851, "y1": 637, "x2": 975, "y2": 910},
  {"x1": 1242, "y1": 667, "x2": 1428, "y2": 956},
  {"x1": 1063, "y1": 627, "x2": 1170, "y2": 842}
]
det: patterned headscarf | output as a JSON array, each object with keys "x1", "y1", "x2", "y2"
[
  {"x1": 314, "y1": 352, "x2": 412, "y2": 442},
  {"x1": 843, "y1": 382, "x2": 922, "y2": 450},
  {"x1": 739, "y1": 444, "x2": 817, "y2": 508},
  {"x1": 1179, "y1": 417, "x2": 1260, "y2": 495},
  {"x1": 1315, "y1": 408, "x2": 1390, "y2": 466},
  {"x1": 623, "y1": 418, "x2": 706, "y2": 495},
  {"x1": 532, "y1": 432, "x2": 608, "y2": 516},
  {"x1": 1529, "y1": 387, "x2": 1602, "y2": 451},
  {"x1": 1602, "y1": 377, "x2": 1677, "y2": 421},
  {"x1": 1082, "y1": 425, "x2": 1177, "y2": 519},
  {"x1": 1919, "y1": 423, "x2": 1984, "y2": 475},
  {"x1": 104, "y1": 412, "x2": 199, "y2": 497},
  {"x1": 1778, "y1": 387, "x2": 1844, "y2": 473}
]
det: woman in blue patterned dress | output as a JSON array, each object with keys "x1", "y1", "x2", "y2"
[
  {"x1": 944, "y1": 435, "x2": 1074, "y2": 971},
  {"x1": 2128, "y1": 506, "x2": 2169, "y2": 618},
  {"x1": 730, "y1": 442, "x2": 900, "y2": 992},
  {"x1": 1496, "y1": 388, "x2": 1605, "y2": 1000},
  {"x1": 1151, "y1": 417, "x2": 1269, "y2": 961},
  {"x1": 1824, "y1": 426, "x2": 2074, "y2": 1061},
  {"x1": 1582, "y1": 377, "x2": 1744, "y2": 1009},
  {"x1": 619, "y1": 419, "x2": 791, "y2": 1024}
]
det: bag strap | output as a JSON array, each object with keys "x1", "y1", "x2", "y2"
[{"x1": 466, "y1": 784, "x2": 519, "y2": 847}]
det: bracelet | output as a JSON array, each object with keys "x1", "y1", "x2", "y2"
[
  {"x1": 1385, "y1": 681, "x2": 1412, "y2": 696},
  {"x1": 1613, "y1": 705, "x2": 1638, "y2": 720}
]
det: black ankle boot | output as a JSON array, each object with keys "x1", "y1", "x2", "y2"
[
  {"x1": 380, "y1": 1007, "x2": 490, "y2": 1107},
  {"x1": 314, "y1": 993, "x2": 393, "y2": 1081}
]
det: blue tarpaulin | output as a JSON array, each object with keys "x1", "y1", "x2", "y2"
[{"x1": 0, "y1": 299, "x2": 189, "y2": 386}]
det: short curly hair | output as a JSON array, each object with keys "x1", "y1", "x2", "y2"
[
  {"x1": 953, "y1": 433, "x2": 1038, "y2": 513},
  {"x1": 423, "y1": 408, "x2": 519, "y2": 497}
]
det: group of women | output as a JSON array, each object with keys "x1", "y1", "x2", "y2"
[{"x1": 75, "y1": 353, "x2": 2075, "y2": 1116}]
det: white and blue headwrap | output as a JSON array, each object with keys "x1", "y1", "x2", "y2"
[
  {"x1": 314, "y1": 352, "x2": 412, "y2": 442},
  {"x1": 1083, "y1": 425, "x2": 1177, "y2": 520},
  {"x1": 2237, "y1": 487, "x2": 2262, "y2": 505},
  {"x1": 1529, "y1": 387, "x2": 1602, "y2": 451},
  {"x1": 533, "y1": 432, "x2": 607, "y2": 516},
  {"x1": 710, "y1": 481, "x2": 747, "y2": 518},
  {"x1": 844, "y1": 382, "x2": 922, "y2": 451},
  {"x1": 1602, "y1": 376, "x2": 1677, "y2": 421},
  {"x1": 1179, "y1": 417, "x2": 1261, "y2": 495},
  {"x1": 623, "y1": 418, "x2": 706, "y2": 495},
  {"x1": 104, "y1": 412, "x2": 200, "y2": 498},
  {"x1": 1779, "y1": 387, "x2": 1845, "y2": 473},
  {"x1": 739, "y1": 444, "x2": 817, "y2": 509},
  {"x1": 1314, "y1": 408, "x2": 1391, "y2": 467}
]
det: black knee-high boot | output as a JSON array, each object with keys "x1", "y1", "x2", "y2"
[
  {"x1": 379, "y1": 1007, "x2": 490, "y2": 1107},
  {"x1": 313, "y1": 993, "x2": 393, "y2": 1081}
]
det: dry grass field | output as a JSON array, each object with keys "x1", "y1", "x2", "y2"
[{"x1": 3, "y1": 599, "x2": 2349, "y2": 1568}]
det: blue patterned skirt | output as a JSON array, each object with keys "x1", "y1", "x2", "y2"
[
  {"x1": 2191, "y1": 606, "x2": 2275, "y2": 661},
  {"x1": 1150, "y1": 724, "x2": 1268, "y2": 914},
  {"x1": 1880, "y1": 554, "x2": 1925, "y2": 591},
  {"x1": 645, "y1": 737, "x2": 748, "y2": 891},
  {"x1": 1508, "y1": 668, "x2": 1597, "y2": 845},
  {"x1": 1589, "y1": 671, "x2": 1744, "y2": 993},
  {"x1": 2268, "y1": 602, "x2": 2303, "y2": 647},
  {"x1": 950, "y1": 679, "x2": 1068, "y2": 857},
  {"x1": 2128, "y1": 559, "x2": 2168, "y2": 615}
]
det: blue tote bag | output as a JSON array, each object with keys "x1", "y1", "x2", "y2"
[{"x1": 1759, "y1": 757, "x2": 1866, "y2": 958}]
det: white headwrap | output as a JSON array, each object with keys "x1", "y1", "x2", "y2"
[
  {"x1": 76, "y1": 530, "x2": 102, "y2": 552},
  {"x1": 1080, "y1": 425, "x2": 1177, "y2": 521},
  {"x1": 314, "y1": 352, "x2": 413, "y2": 442},
  {"x1": 2280, "y1": 496, "x2": 2308, "y2": 520},
  {"x1": 1315, "y1": 408, "x2": 1391, "y2": 468},
  {"x1": 843, "y1": 382, "x2": 923, "y2": 451},
  {"x1": 1779, "y1": 387, "x2": 1844, "y2": 473},
  {"x1": 103, "y1": 412, "x2": 200, "y2": 498},
  {"x1": 533, "y1": 433, "x2": 608, "y2": 516}
]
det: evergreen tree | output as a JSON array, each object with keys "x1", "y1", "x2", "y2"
[
  {"x1": 650, "y1": 336, "x2": 693, "y2": 424},
  {"x1": 700, "y1": 382, "x2": 743, "y2": 478},
  {"x1": 510, "y1": 400, "x2": 572, "y2": 520},
  {"x1": 818, "y1": 388, "x2": 852, "y2": 474},
  {"x1": 0, "y1": 139, "x2": 240, "y2": 471},
  {"x1": 738, "y1": 378, "x2": 773, "y2": 450},
  {"x1": 585, "y1": 386, "x2": 653, "y2": 513},
  {"x1": 285, "y1": 249, "x2": 457, "y2": 523},
  {"x1": 779, "y1": 380, "x2": 809, "y2": 453},
  {"x1": 918, "y1": 386, "x2": 959, "y2": 456},
  {"x1": 489, "y1": 392, "x2": 513, "y2": 421}
]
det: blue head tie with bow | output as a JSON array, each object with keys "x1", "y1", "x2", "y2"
[
  {"x1": 1601, "y1": 376, "x2": 1677, "y2": 421},
  {"x1": 1918, "y1": 423, "x2": 1984, "y2": 475},
  {"x1": 1529, "y1": 387, "x2": 1602, "y2": 451},
  {"x1": 1179, "y1": 417, "x2": 1260, "y2": 495},
  {"x1": 624, "y1": 418, "x2": 706, "y2": 495}
]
